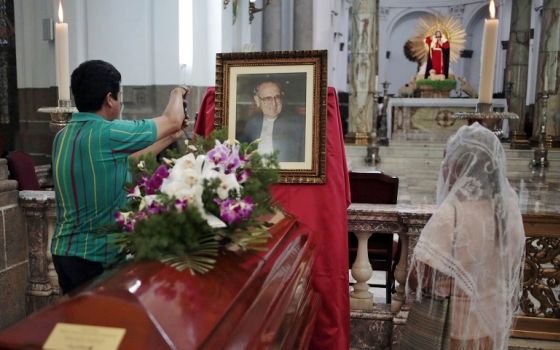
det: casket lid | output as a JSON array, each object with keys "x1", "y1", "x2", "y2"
[{"x1": 0, "y1": 214, "x2": 317, "y2": 350}]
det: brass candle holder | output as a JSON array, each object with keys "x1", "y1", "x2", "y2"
[
  {"x1": 530, "y1": 91, "x2": 553, "y2": 168},
  {"x1": 364, "y1": 91, "x2": 381, "y2": 166},
  {"x1": 37, "y1": 99, "x2": 77, "y2": 134},
  {"x1": 377, "y1": 81, "x2": 390, "y2": 146},
  {"x1": 453, "y1": 102, "x2": 519, "y2": 138}
]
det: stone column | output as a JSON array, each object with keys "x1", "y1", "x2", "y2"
[
  {"x1": 262, "y1": 0, "x2": 283, "y2": 51},
  {"x1": 535, "y1": 0, "x2": 560, "y2": 144},
  {"x1": 19, "y1": 190, "x2": 59, "y2": 313},
  {"x1": 293, "y1": 0, "x2": 312, "y2": 50},
  {"x1": 506, "y1": 0, "x2": 531, "y2": 149},
  {"x1": 347, "y1": 0, "x2": 378, "y2": 145}
]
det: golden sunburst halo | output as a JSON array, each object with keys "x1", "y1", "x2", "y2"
[{"x1": 410, "y1": 14, "x2": 466, "y2": 64}]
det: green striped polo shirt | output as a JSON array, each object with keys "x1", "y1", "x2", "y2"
[{"x1": 51, "y1": 112, "x2": 157, "y2": 266}]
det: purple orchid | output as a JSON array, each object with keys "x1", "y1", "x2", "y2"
[
  {"x1": 223, "y1": 144, "x2": 244, "y2": 175},
  {"x1": 175, "y1": 199, "x2": 188, "y2": 212},
  {"x1": 236, "y1": 169, "x2": 251, "y2": 184},
  {"x1": 207, "y1": 141, "x2": 230, "y2": 165},
  {"x1": 147, "y1": 201, "x2": 166, "y2": 215},
  {"x1": 138, "y1": 165, "x2": 170, "y2": 195},
  {"x1": 216, "y1": 197, "x2": 255, "y2": 225},
  {"x1": 115, "y1": 211, "x2": 136, "y2": 232},
  {"x1": 135, "y1": 211, "x2": 148, "y2": 221}
]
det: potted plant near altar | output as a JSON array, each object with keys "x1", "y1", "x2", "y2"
[
  {"x1": 415, "y1": 75, "x2": 458, "y2": 98},
  {"x1": 112, "y1": 129, "x2": 280, "y2": 274}
]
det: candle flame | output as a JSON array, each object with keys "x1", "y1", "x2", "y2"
[
  {"x1": 58, "y1": 1, "x2": 64, "y2": 23},
  {"x1": 489, "y1": 0, "x2": 496, "y2": 19}
]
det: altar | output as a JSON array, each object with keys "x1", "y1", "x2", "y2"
[{"x1": 387, "y1": 98, "x2": 509, "y2": 141}]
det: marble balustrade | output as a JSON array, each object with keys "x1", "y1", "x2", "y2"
[
  {"x1": 19, "y1": 190, "x2": 59, "y2": 313},
  {"x1": 16, "y1": 191, "x2": 560, "y2": 342},
  {"x1": 348, "y1": 203, "x2": 560, "y2": 344}
]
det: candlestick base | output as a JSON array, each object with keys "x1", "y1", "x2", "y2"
[
  {"x1": 452, "y1": 102, "x2": 519, "y2": 138},
  {"x1": 38, "y1": 100, "x2": 77, "y2": 134},
  {"x1": 364, "y1": 132, "x2": 380, "y2": 166}
]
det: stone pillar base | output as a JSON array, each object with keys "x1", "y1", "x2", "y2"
[
  {"x1": 511, "y1": 131, "x2": 531, "y2": 149},
  {"x1": 351, "y1": 304, "x2": 393, "y2": 350},
  {"x1": 346, "y1": 132, "x2": 371, "y2": 145},
  {"x1": 26, "y1": 294, "x2": 58, "y2": 315},
  {"x1": 391, "y1": 308, "x2": 410, "y2": 350}
]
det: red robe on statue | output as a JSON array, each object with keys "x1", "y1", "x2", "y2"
[
  {"x1": 425, "y1": 36, "x2": 450, "y2": 75},
  {"x1": 194, "y1": 87, "x2": 351, "y2": 350}
]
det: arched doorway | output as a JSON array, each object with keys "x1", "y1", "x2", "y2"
[{"x1": 384, "y1": 10, "x2": 431, "y2": 95}]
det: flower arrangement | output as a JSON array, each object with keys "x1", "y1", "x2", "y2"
[{"x1": 114, "y1": 130, "x2": 279, "y2": 274}]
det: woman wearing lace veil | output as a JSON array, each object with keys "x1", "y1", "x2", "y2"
[{"x1": 401, "y1": 123, "x2": 525, "y2": 350}]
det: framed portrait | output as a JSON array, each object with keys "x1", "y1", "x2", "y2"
[{"x1": 215, "y1": 50, "x2": 328, "y2": 184}]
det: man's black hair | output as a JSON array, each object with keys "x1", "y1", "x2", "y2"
[{"x1": 71, "y1": 60, "x2": 121, "y2": 112}]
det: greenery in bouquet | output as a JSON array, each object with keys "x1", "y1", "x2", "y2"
[{"x1": 113, "y1": 129, "x2": 280, "y2": 274}]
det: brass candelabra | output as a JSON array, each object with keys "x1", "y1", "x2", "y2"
[
  {"x1": 530, "y1": 91, "x2": 552, "y2": 168},
  {"x1": 453, "y1": 102, "x2": 518, "y2": 138},
  {"x1": 364, "y1": 91, "x2": 381, "y2": 165},
  {"x1": 37, "y1": 99, "x2": 77, "y2": 134}
]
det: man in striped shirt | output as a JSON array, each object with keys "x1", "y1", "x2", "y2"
[{"x1": 51, "y1": 60, "x2": 187, "y2": 294}]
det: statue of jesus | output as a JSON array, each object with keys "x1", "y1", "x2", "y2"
[{"x1": 424, "y1": 30, "x2": 450, "y2": 79}]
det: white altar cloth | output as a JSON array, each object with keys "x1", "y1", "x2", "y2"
[{"x1": 387, "y1": 98, "x2": 509, "y2": 139}]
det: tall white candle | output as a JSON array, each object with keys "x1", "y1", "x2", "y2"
[
  {"x1": 478, "y1": 0, "x2": 499, "y2": 104},
  {"x1": 55, "y1": 1, "x2": 70, "y2": 101}
]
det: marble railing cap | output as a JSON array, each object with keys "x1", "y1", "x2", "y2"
[{"x1": 19, "y1": 190, "x2": 55, "y2": 202}]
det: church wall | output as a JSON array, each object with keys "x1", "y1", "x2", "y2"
[
  {"x1": 12, "y1": 0, "x2": 252, "y2": 161},
  {"x1": 312, "y1": 0, "x2": 350, "y2": 92}
]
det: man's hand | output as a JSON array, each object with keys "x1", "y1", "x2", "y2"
[
  {"x1": 154, "y1": 86, "x2": 190, "y2": 140},
  {"x1": 171, "y1": 129, "x2": 185, "y2": 142}
]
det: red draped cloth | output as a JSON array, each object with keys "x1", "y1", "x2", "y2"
[{"x1": 194, "y1": 87, "x2": 350, "y2": 349}]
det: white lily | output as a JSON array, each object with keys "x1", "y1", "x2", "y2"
[{"x1": 216, "y1": 173, "x2": 240, "y2": 199}]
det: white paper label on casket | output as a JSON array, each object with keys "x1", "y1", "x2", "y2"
[{"x1": 43, "y1": 323, "x2": 126, "y2": 350}]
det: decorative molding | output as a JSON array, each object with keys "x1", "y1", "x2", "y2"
[
  {"x1": 449, "y1": 5, "x2": 466, "y2": 18},
  {"x1": 379, "y1": 7, "x2": 390, "y2": 19},
  {"x1": 521, "y1": 236, "x2": 560, "y2": 318}
]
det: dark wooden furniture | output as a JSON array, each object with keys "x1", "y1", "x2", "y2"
[
  {"x1": 0, "y1": 215, "x2": 319, "y2": 350},
  {"x1": 348, "y1": 171, "x2": 399, "y2": 303},
  {"x1": 6, "y1": 151, "x2": 41, "y2": 190}
]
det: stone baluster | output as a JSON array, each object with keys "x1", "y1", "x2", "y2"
[
  {"x1": 391, "y1": 232, "x2": 408, "y2": 314},
  {"x1": 45, "y1": 201, "x2": 58, "y2": 294},
  {"x1": 350, "y1": 231, "x2": 374, "y2": 310},
  {"x1": 19, "y1": 190, "x2": 58, "y2": 313}
]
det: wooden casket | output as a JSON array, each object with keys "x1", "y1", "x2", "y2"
[{"x1": 0, "y1": 215, "x2": 319, "y2": 349}]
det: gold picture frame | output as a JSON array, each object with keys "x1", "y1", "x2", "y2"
[{"x1": 215, "y1": 50, "x2": 328, "y2": 184}]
